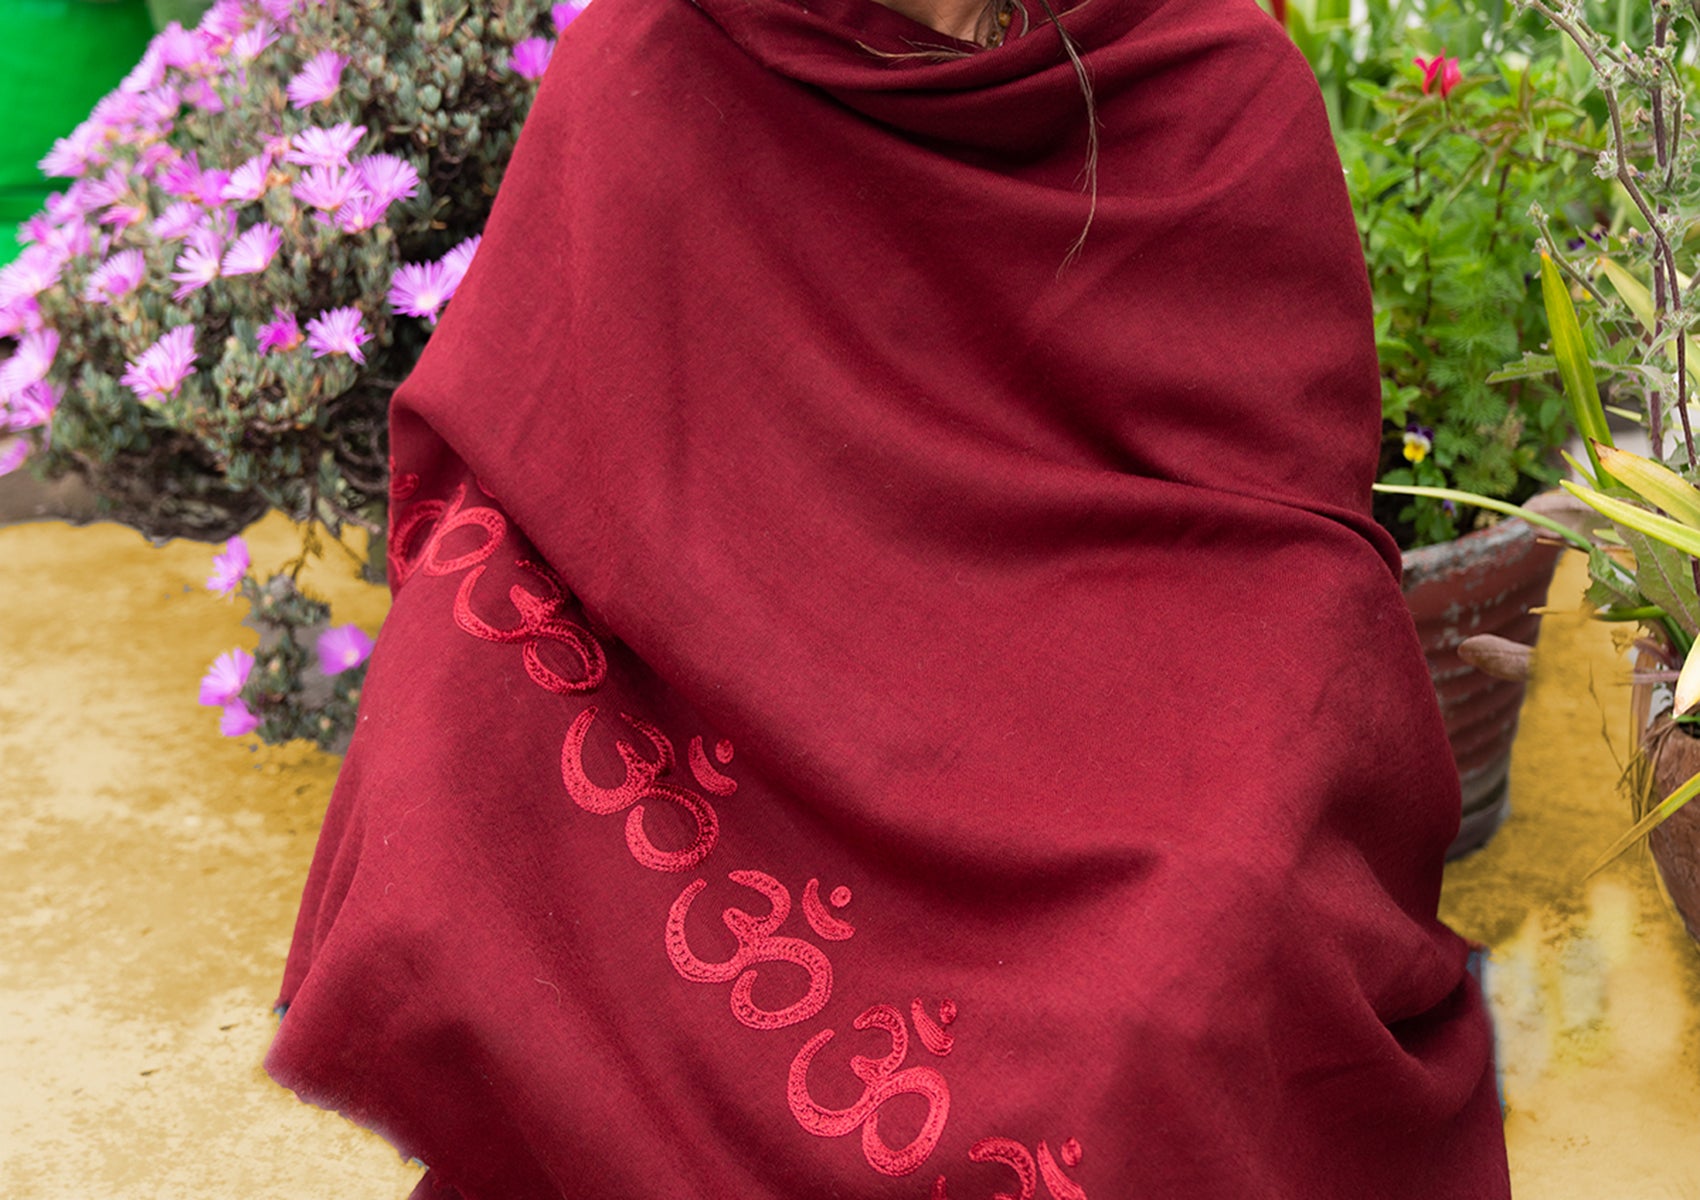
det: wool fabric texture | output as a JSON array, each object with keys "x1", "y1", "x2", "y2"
[{"x1": 263, "y1": 0, "x2": 1513, "y2": 1195}]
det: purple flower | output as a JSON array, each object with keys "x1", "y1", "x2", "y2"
[
  {"x1": 120, "y1": 325, "x2": 198, "y2": 404},
  {"x1": 0, "y1": 437, "x2": 27, "y2": 477},
  {"x1": 256, "y1": 307, "x2": 304, "y2": 354},
  {"x1": 441, "y1": 234, "x2": 481, "y2": 289},
  {"x1": 553, "y1": 2, "x2": 586, "y2": 33},
  {"x1": 155, "y1": 22, "x2": 207, "y2": 70},
  {"x1": 232, "y1": 20, "x2": 277, "y2": 62},
  {"x1": 389, "y1": 259, "x2": 453, "y2": 322},
  {"x1": 152, "y1": 201, "x2": 202, "y2": 240},
  {"x1": 0, "y1": 330, "x2": 58, "y2": 398},
  {"x1": 83, "y1": 250, "x2": 147, "y2": 304},
  {"x1": 206, "y1": 535, "x2": 250, "y2": 598},
  {"x1": 223, "y1": 152, "x2": 272, "y2": 202},
  {"x1": 354, "y1": 154, "x2": 419, "y2": 206},
  {"x1": 260, "y1": 0, "x2": 297, "y2": 22},
  {"x1": 508, "y1": 37, "x2": 555, "y2": 80},
  {"x1": 292, "y1": 164, "x2": 356, "y2": 212},
  {"x1": 285, "y1": 122, "x2": 366, "y2": 167},
  {"x1": 304, "y1": 307, "x2": 372, "y2": 364},
  {"x1": 335, "y1": 191, "x2": 391, "y2": 233},
  {"x1": 287, "y1": 50, "x2": 347, "y2": 109},
  {"x1": 198, "y1": 646, "x2": 254, "y2": 705},
  {"x1": 160, "y1": 151, "x2": 207, "y2": 199},
  {"x1": 169, "y1": 229, "x2": 223, "y2": 299},
  {"x1": 221, "y1": 223, "x2": 281, "y2": 276},
  {"x1": 119, "y1": 44, "x2": 166, "y2": 95},
  {"x1": 39, "y1": 125, "x2": 101, "y2": 179},
  {"x1": 219, "y1": 699, "x2": 261, "y2": 737},
  {"x1": 316, "y1": 624, "x2": 374, "y2": 675},
  {"x1": 6, "y1": 382, "x2": 62, "y2": 431},
  {"x1": 197, "y1": 0, "x2": 249, "y2": 42},
  {"x1": 0, "y1": 297, "x2": 38, "y2": 340},
  {"x1": 100, "y1": 201, "x2": 148, "y2": 231},
  {"x1": 183, "y1": 78, "x2": 225, "y2": 113}
]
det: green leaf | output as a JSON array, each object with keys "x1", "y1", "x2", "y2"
[
  {"x1": 1487, "y1": 352, "x2": 1558, "y2": 383},
  {"x1": 1371, "y1": 483, "x2": 1594, "y2": 552},
  {"x1": 1596, "y1": 443, "x2": 1700, "y2": 529},
  {"x1": 1562, "y1": 481, "x2": 1700, "y2": 560},
  {"x1": 1618, "y1": 527, "x2": 1700, "y2": 637},
  {"x1": 1595, "y1": 255, "x2": 1655, "y2": 333},
  {"x1": 1542, "y1": 253, "x2": 1614, "y2": 483},
  {"x1": 1584, "y1": 765, "x2": 1700, "y2": 880},
  {"x1": 1583, "y1": 546, "x2": 1643, "y2": 610}
]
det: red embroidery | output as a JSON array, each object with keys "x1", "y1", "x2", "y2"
[
  {"x1": 910, "y1": 999, "x2": 955, "y2": 1057},
  {"x1": 417, "y1": 483, "x2": 506, "y2": 577},
  {"x1": 387, "y1": 497, "x2": 447, "y2": 588},
  {"x1": 715, "y1": 738, "x2": 734, "y2": 763},
  {"x1": 802, "y1": 878, "x2": 855, "y2": 942},
  {"x1": 561, "y1": 707, "x2": 674, "y2": 814},
  {"x1": 1059, "y1": 1139, "x2": 1082, "y2": 1169},
  {"x1": 665, "y1": 872, "x2": 833, "y2": 1029},
  {"x1": 388, "y1": 455, "x2": 419, "y2": 501},
  {"x1": 625, "y1": 782, "x2": 720, "y2": 873},
  {"x1": 451, "y1": 558, "x2": 606, "y2": 694},
  {"x1": 688, "y1": 735, "x2": 738, "y2": 796},
  {"x1": 1036, "y1": 1142, "x2": 1088, "y2": 1200},
  {"x1": 932, "y1": 1137, "x2": 1087, "y2": 1199},
  {"x1": 787, "y1": 1003, "x2": 951, "y2": 1176},
  {"x1": 830, "y1": 885, "x2": 852, "y2": 908},
  {"x1": 938, "y1": 998, "x2": 958, "y2": 1026}
]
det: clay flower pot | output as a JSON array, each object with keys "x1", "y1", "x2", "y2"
[
  {"x1": 1401, "y1": 509, "x2": 1565, "y2": 860},
  {"x1": 1627, "y1": 673, "x2": 1700, "y2": 947}
]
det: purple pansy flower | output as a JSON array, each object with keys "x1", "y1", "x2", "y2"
[
  {"x1": 120, "y1": 325, "x2": 197, "y2": 403},
  {"x1": 305, "y1": 306, "x2": 372, "y2": 364},
  {"x1": 1402, "y1": 420, "x2": 1435, "y2": 465},
  {"x1": 219, "y1": 699, "x2": 261, "y2": 737},
  {"x1": 256, "y1": 307, "x2": 304, "y2": 354},
  {"x1": 389, "y1": 259, "x2": 453, "y2": 323},
  {"x1": 287, "y1": 50, "x2": 347, "y2": 109},
  {"x1": 508, "y1": 37, "x2": 554, "y2": 80},
  {"x1": 198, "y1": 646, "x2": 254, "y2": 705},
  {"x1": 83, "y1": 249, "x2": 147, "y2": 304},
  {"x1": 220, "y1": 223, "x2": 281, "y2": 276},
  {"x1": 316, "y1": 624, "x2": 374, "y2": 675}
]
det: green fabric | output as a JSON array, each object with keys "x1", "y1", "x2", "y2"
[{"x1": 0, "y1": 0, "x2": 156, "y2": 266}]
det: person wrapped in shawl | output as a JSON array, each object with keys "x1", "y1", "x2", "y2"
[{"x1": 264, "y1": 0, "x2": 1514, "y2": 1194}]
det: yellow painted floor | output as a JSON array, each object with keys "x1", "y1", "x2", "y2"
[{"x1": 2, "y1": 513, "x2": 1697, "y2": 1198}]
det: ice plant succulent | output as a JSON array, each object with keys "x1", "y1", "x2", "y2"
[
  {"x1": 199, "y1": 647, "x2": 255, "y2": 706},
  {"x1": 305, "y1": 306, "x2": 372, "y2": 363},
  {"x1": 316, "y1": 624, "x2": 374, "y2": 675},
  {"x1": 256, "y1": 308, "x2": 304, "y2": 354},
  {"x1": 120, "y1": 326, "x2": 199, "y2": 404},
  {"x1": 206, "y1": 535, "x2": 251, "y2": 597},
  {"x1": 286, "y1": 49, "x2": 347, "y2": 109}
]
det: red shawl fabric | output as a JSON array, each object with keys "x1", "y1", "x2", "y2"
[{"x1": 264, "y1": 0, "x2": 1512, "y2": 1194}]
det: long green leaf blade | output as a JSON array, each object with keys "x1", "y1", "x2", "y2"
[
  {"x1": 1584, "y1": 765, "x2": 1700, "y2": 879},
  {"x1": 1597, "y1": 442, "x2": 1700, "y2": 528},
  {"x1": 1371, "y1": 483, "x2": 1594, "y2": 551},
  {"x1": 1542, "y1": 252, "x2": 1614, "y2": 483},
  {"x1": 1560, "y1": 481, "x2": 1700, "y2": 558}
]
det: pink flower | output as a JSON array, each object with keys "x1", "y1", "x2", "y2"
[
  {"x1": 223, "y1": 152, "x2": 273, "y2": 202},
  {"x1": 287, "y1": 50, "x2": 347, "y2": 109},
  {"x1": 183, "y1": 78, "x2": 225, "y2": 113},
  {"x1": 39, "y1": 125, "x2": 101, "y2": 179},
  {"x1": 508, "y1": 37, "x2": 554, "y2": 80},
  {"x1": 100, "y1": 201, "x2": 148, "y2": 231},
  {"x1": 169, "y1": 229, "x2": 223, "y2": 299},
  {"x1": 305, "y1": 307, "x2": 372, "y2": 364},
  {"x1": 6, "y1": 382, "x2": 62, "y2": 431},
  {"x1": 221, "y1": 222, "x2": 282, "y2": 276},
  {"x1": 285, "y1": 122, "x2": 366, "y2": 168},
  {"x1": 219, "y1": 699, "x2": 261, "y2": 737},
  {"x1": 292, "y1": 164, "x2": 357, "y2": 211},
  {"x1": 0, "y1": 437, "x2": 27, "y2": 477},
  {"x1": 1414, "y1": 51, "x2": 1463, "y2": 98},
  {"x1": 0, "y1": 248, "x2": 64, "y2": 308},
  {"x1": 0, "y1": 329, "x2": 58, "y2": 398},
  {"x1": 389, "y1": 260, "x2": 453, "y2": 322},
  {"x1": 197, "y1": 0, "x2": 249, "y2": 43},
  {"x1": 552, "y1": 2, "x2": 585, "y2": 33},
  {"x1": 120, "y1": 325, "x2": 198, "y2": 403},
  {"x1": 198, "y1": 646, "x2": 253, "y2": 704},
  {"x1": 441, "y1": 234, "x2": 481, "y2": 290},
  {"x1": 83, "y1": 250, "x2": 147, "y2": 303},
  {"x1": 155, "y1": 22, "x2": 207, "y2": 70},
  {"x1": 232, "y1": 20, "x2": 277, "y2": 62},
  {"x1": 334, "y1": 191, "x2": 391, "y2": 233},
  {"x1": 152, "y1": 201, "x2": 202, "y2": 240},
  {"x1": 316, "y1": 624, "x2": 374, "y2": 675},
  {"x1": 256, "y1": 308, "x2": 304, "y2": 354},
  {"x1": 354, "y1": 154, "x2": 419, "y2": 206},
  {"x1": 205, "y1": 536, "x2": 250, "y2": 598}
]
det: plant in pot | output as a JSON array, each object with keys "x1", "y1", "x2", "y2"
[
  {"x1": 1300, "y1": 0, "x2": 1613, "y2": 856},
  {"x1": 0, "y1": 0, "x2": 578, "y2": 753},
  {"x1": 1382, "y1": 0, "x2": 1700, "y2": 945}
]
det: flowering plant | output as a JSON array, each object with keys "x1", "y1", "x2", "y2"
[
  {"x1": 1307, "y1": 1, "x2": 1614, "y2": 548},
  {"x1": 0, "y1": 0, "x2": 577, "y2": 748}
]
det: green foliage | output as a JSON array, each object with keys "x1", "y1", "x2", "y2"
[{"x1": 1298, "y1": 0, "x2": 1614, "y2": 547}]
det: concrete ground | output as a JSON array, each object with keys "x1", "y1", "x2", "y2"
[{"x1": 2, "y1": 506, "x2": 1697, "y2": 1198}]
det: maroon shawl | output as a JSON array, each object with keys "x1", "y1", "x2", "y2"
[{"x1": 265, "y1": 0, "x2": 1511, "y2": 1194}]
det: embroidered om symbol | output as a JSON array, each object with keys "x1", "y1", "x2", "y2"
[
  {"x1": 665, "y1": 871, "x2": 834, "y2": 1030},
  {"x1": 931, "y1": 1136, "x2": 1088, "y2": 1200},
  {"x1": 561, "y1": 706, "x2": 719, "y2": 871},
  {"x1": 787, "y1": 1003, "x2": 951, "y2": 1177}
]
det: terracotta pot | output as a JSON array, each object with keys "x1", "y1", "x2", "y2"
[
  {"x1": 1627, "y1": 673, "x2": 1700, "y2": 946},
  {"x1": 1401, "y1": 512, "x2": 1565, "y2": 860}
]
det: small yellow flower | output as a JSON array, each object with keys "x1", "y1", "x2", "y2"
[{"x1": 1403, "y1": 422, "x2": 1433, "y2": 464}]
